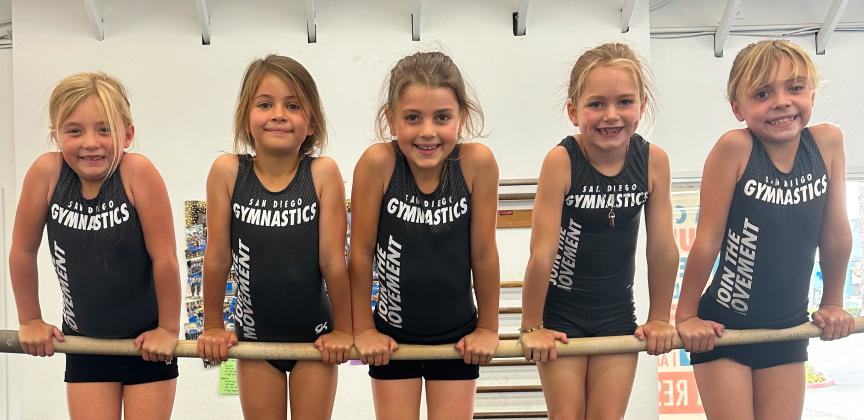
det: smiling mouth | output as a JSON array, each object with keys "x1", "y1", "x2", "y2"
[
  {"x1": 415, "y1": 144, "x2": 440, "y2": 151},
  {"x1": 767, "y1": 116, "x2": 797, "y2": 125},
  {"x1": 597, "y1": 127, "x2": 623, "y2": 135},
  {"x1": 80, "y1": 156, "x2": 105, "y2": 161}
]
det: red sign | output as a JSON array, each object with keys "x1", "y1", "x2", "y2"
[{"x1": 658, "y1": 371, "x2": 704, "y2": 414}]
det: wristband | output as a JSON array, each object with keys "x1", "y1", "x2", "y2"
[{"x1": 517, "y1": 325, "x2": 543, "y2": 345}]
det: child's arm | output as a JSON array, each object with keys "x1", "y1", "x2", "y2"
[
  {"x1": 455, "y1": 144, "x2": 500, "y2": 365},
  {"x1": 10, "y1": 153, "x2": 64, "y2": 356},
  {"x1": 676, "y1": 131, "x2": 750, "y2": 352},
  {"x1": 635, "y1": 145, "x2": 679, "y2": 355},
  {"x1": 809, "y1": 124, "x2": 855, "y2": 340},
  {"x1": 123, "y1": 154, "x2": 182, "y2": 362},
  {"x1": 348, "y1": 144, "x2": 398, "y2": 366},
  {"x1": 311, "y1": 157, "x2": 354, "y2": 364},
  {"x1": 519, "y1": 147, "x2": 571, "y2": 362},
  {"x1": 197, "y1": 155, "x2": 239, "y2": 363}
]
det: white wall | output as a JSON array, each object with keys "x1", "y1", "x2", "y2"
[
  {"x1": 1, "y1": 0, "x2": 14, "y2": 417},
  {"x1": 7, "y1": 0, "x2": 659, "y2": 419},
  {"x1": 650, "y1": 3, "x2": 864, "y2": 177}
]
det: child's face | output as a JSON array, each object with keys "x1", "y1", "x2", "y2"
[
  {"x1": 249, "y1": 74, "x2": 313, "y2": 156},
  {"x1": 568, "y1": 66, "x2": 644, "y2": 151},
  {"x1": 387, "y1": 85, "x2": 463, "y2": 171},
  {"x1": 56, "y1": 95, "x2": 132, "y2": 183},
  {"x1": 731, "y1": 57, "x2": 814, "y2": 144}
]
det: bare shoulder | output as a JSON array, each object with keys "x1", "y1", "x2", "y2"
[
  {"x1": 709, "y1": 129, "x2": 753, "y2": 168},
  {"x1": 647, "y1": 143, "x2": 670, "y2": 170},
  {"x1": 544, "y1": 144, "x2": 570, "y2": 165},
  {"x1": 460, "y1": 142, "x2": 497, "y2": 170},
  {"x1": 29, "y1": 152, "x2": 63, "y2": 181},
  {"x1": 808, "y1": 123, "x2": 844, "y2": 153},
  {"x1": 357, "y1": 142, "x2": 396, "y2": 169},
  {"x1": 715, "y1": 129, "x2": 753, "y2": 154},
  {"x1": 354, "y1": 143, "x2": 395, "y2": 195},
  {"x1": 460, "y1": 143, "x2": 498, "y2": 192},
  {"x1": 119, "y1": 152, "x2": 157, "y2": 174},
  {"x1": 118, "y1": 153, "x2": 165, "y2": 195},
  {"x1": 310, "y1": 156, "x2": 344, "y2": 184},
  {"x1": 208, "y1": 153, "x2": 240, "y2": 182},
  {"x1": 27, "y1": 152, "x2": 64, "y2": 203},
  {"x1": 311, "y1": 155, "x2": 340, "y2": 174}
]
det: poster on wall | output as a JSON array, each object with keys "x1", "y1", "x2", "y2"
[
  {"x1": 659, "y1": 187, "x2": 706, "y2": 419},
  {"x1": 184, "y1": 201, "x2": 225, "y2": 369}
]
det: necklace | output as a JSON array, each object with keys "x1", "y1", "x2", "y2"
[{"x1": 579, "y1": 137, "x2": 629, "y2": 228}]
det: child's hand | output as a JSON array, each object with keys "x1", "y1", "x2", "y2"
[
  {"x1": 197, "y1": 327, "x2": 238, "y2": 364},
  {"x1": 18, "y1": 320, "x2": 64, "y2": 357},
  {"x1": 519, "y1": 328, "x2": 569, "y2": 362},
  {"x1": 314, "y1": 330, "x2": 354, "y2": 364},
  {"x1": 812, "y1": 305, "x2": 855, "y2": 341},
  {"x1": 135, "y1": 327, "x2": 179, "y2": 362},
  {"x1": 635, "y1": 320, "x2": 677, "y2": 355},
  {"x1": 353, "y1": 329, "x2": 398, "y2": 366},
  {"x1": 456, "y1": 327, "x2": 499, "y2": 365},
  {"x1": 675, "y1": 317, "x2": 724, "y2": 353}
]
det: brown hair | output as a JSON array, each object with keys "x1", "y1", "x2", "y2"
[
  {"x1": 567, "y1": 43, "x2": 657, "y2": 125},
  {"x1": 49, "y1": 72, "x2": 133, "y2": 177},
  {"x1": 375, "y1": 51, "x2": 484, "y2": 142},
  {"x1": 727, "y1": 39, "x2": 819, "y2": 103},
  {"x1": 233, "y1": 55, "x2": 327, "y2": 156}
]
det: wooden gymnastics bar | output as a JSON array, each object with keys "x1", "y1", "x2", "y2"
[
  {"x1": 1, "y1": 317, "x2": 861, "y2": 360},
  {"x1": 499, "y1": 193, "x2": 536, "y2": 201},
  {"x1": 482, "y1": 359, "x2": 534, "y2": 367},
  {"x1": 474, "y1": 412, "x2": 547, "y2": 419},
  {"x1": 477, "y1": 385, "x2": 542, "y2": 393},
  {"x1": 499, "y1": 179, "x2": 538, "y2": 187}
]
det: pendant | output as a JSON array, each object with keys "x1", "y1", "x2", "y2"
[{"x1": 608, "y1": 209, "x2": 616, "y2": 228}]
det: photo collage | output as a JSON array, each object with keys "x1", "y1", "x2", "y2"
[{"x1": 184, "y1": 201, "x2": 237, "y2": 357}]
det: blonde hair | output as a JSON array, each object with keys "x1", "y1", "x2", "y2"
[
  {"x1": 375, "y1": 51, "x2": 484, "y2": 142},
  {"x1": 727, "y1": 39, "x2": 820, "y2": 103},
  {"x1": 48, "y1": 72, "x2": 133, "y2": 177},
  {"x1": 233, "y1": 55, "x2": 327, "y2": 157},
  {"x1": 567, "y1": 43, "x2": 657, "y2": 126}
]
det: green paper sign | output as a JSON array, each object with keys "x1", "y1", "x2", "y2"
[{"x1": 219, "y1": 359, "x2": 238, "y2": 395}]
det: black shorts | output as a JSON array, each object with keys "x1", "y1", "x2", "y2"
[
  {"x1": 62, "y1": 323, "x2": 179, "y2": 385},
  {"x1": 267, "y1": 360, "x2": 298, "y2": 372},
  {"x1": 368, "y1": 336, "x2": 479, "y2": 381},
  {"x1": 690, "y1": 338, "x2": 808, "y2": 369},
  {"x1": 66, "y1": 353, "x2": 178, "y2": 385},
  {"x1": 543, "y1": 287, "x2": 638, "y2": 338},
  {"x1": 692, "y1": 296, "x2": 809, "y2": 369},
  {"x1": 369, "y1": 358, "x2": 479, "y2": 381}
]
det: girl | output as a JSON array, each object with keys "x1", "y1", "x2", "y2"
[
  {"x1": 10, "y1": 72, "x2": 181, "y2": 420},
  {"x1": 196, "y1": 55, "x2": 353, "y2": 420},
  {"x1": 676, "y1": 39, "x2": 855, "y2": 420},
  {"x1": 348, "y1": 51, "x2": 501, "y2": 420},
  {"x1": 519, "y1": 43, "x2": 679, "y2": 419}
]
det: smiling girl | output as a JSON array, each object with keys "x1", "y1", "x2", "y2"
[
  {"x1": 676, "y1": 39, "x2": 854, "y2": 420},
  {"x1": 10, "y1": 72, "x2": 181, "y2": 420},
  {"x1": 197, "y1": 55, "x2": 353, "y2": 420},
  {"x1": 519, "y1": 43, "x2": 679, "y2": 419},
  {"x1": 348, "y1": 51, "x2": 500, "y2": 420}
]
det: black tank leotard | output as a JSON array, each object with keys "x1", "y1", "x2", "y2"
[
  {"x1": 47, "y1": 157, "x2": 158, "y2": 338},
  {"x1": 231, "y1": 155, "x2": 333, "y2": 343},
  {"x1": 699, "y1": 128, "x2": 829, "y2": 329},
  {"x1": 543, "y1": 135, "x2": 650, "y2": 331},
  {"x1": 374, "y1": 142, "x2": 477, "y2": 344}
]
